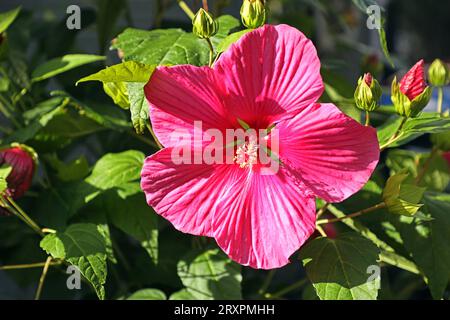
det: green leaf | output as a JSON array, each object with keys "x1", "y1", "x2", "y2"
[
  {"x1": 105, "y1": 190, "x2": 158, "y2": 264},
  {"x1": 217, "y1": 30, "x2": 252, "y2": 54},
  {"x1": 378, "y1": 113, "x2": 450, "y2": 149},
  {"x1": 112, "y1": 28, "x2": 209, "y2": 66},
  {"x1": 86, "y1": 150, "x2": 144, "y2": 190},
  {"x1": 0, "y1": 7, "x2": 21, "y2": 33},
  {"x1": 40, "y1": 223, "x2": 107, "y2": 299},
  {"x1": 392, "y1": 193, "x2": 450, "y2": 299},
  {"x1": 127, "y1": 289, "x2": 166, "y2": 300},
  {"x1": 386, "y1": 149, "x2": 450, "y2": 192},
  {"x1": 300, "y1": 233, "x2": 380, "y2": 300},
  {"x1": 127, "y1": 82, "x2": 148, "y2": 134},
  {"x1": 0, "y1": 164, "x2": 12, "y2": 193},
  {"x1": 32, "y1": 54, "x2": 105, "y2": 82},
  {"x1": 211, "y1": 15, "x2": 242, "y2": 48},
  {"x1": 76, "y1": 61, "x2": 155, "y2": 84},
  {"x1": 169, "y1": 289, "x2": 196, "y2": 300},
  {"x1": 102, "y1": 81, "x2": 130, "y2": 109},
  {"x1": 377, "y1": 27, "x2": 394, "y2": 68},
  {"x1": 177, "y1": 249, "x2": 242, "y2": 300},
  {"x1": 45, "y1": 154, "x2": 90, "y2": 182}
]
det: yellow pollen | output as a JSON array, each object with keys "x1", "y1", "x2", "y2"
[{"x1": 234, "y1": 139, "x2": 259, "y2": 169}]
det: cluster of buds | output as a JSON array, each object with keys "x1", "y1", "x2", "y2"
[
  {"x1": 354, "y1": 73, "x2": 382, "y2": 112},
  {"x1": 0, "y1": 144, "x2": 37, "y2": 216},
  {"x1": 391, "y1": 60, "x2": 432, "y2": 118},
  {"x1": 192, "y1": 8, "x2": 218, "y2": 39},
  {"x1": 240, "y1": 0, "x2": 266, "y2": 29}
]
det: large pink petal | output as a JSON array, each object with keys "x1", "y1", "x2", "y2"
[
  {"x1": 145, "y1": 65, "x2": 232, "y2": 147},
  {"x1": 214, "y1": 24, "x2": 324, "y2": 127},
  {"x1": 141, "y1": 147, "x2": 229, "y2": 237},
  {"x1": 276, "y1": 103, "x2": 380, "y2": 203},
  {"x1": 213, "y1": 167, "x2": 316, "y2": 269}
]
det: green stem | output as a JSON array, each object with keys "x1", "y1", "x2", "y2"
[
  {"x1": 128, "y1": 130, "x2": 159, "y2": 149},
  {"x1": 380, "y1": 116, "x2": 408, "y2": 150},
  {"x1": 0, "y1": 261, "x2": 61, "y2": 271},
  {"x1": 315, "y1": 225, "x2": 327, "y2": 237},
  {"x1": 266, "y1": 279, "x2": 308, "y2": 299},
  {"x1": 437, "y1": 86, "x2": 444, "y2": 115},
  {"x1": 258, "y1": 270, "x2": 276, "y2": 296},
  {"x1": 177, "y1": 0, "x2": 195, "y2": 19},
  {"x1": 146, "y1": 123, "x2": 163, "y2": 149},
  {"x1": 35, "y1": 256, "x2": 52, "y2": 300},
  {"x1": 205, "y1": 38, "x2": 215, "y2": 67},
  {"x1": 365, "y1": 111, "x2": 370, "y2": 126},
  {"x1": 316, "y1": 203, "x2": 329, "y2": 219},
  {"x1": 5, "y1": 197, "x2": 44, "y2": 237},
  {"x1": 317, "y1": 202, "x2": 386, "y2": 225}
]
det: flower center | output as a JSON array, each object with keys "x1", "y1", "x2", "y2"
[{"x1": 234, "y1": 137, "x2": 259, "y2": 169}]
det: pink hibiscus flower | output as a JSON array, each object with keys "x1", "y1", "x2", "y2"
[{"x1": 141, "y1": 25, "x2": 379, "y2": 269}]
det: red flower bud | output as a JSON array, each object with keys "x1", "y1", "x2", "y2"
[
  {"x1": 399, "y1": 60, "x2": 427, "y2": 101},
  {"x1": 363, "y1": 73, "x2": 373, "y2": 86},
  {"x1": 0, "y1": 146, "x2": 36, "y2": 199}
]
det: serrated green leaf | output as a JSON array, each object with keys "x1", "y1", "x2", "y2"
[
  {"x1": 45, "y1": 154, "x2": 90, "y2": 182},
  {"x1": 378, "y1": 113, "x2": 450, "y2": 149},
  {"x1": 76, "y1": 61, "x2": 155, "y2": 85},
  {"x1": 127, "y1": 289, "x2": 166, "y2": 300},
  {"x1": 86, "y1": 150, "x2": 144, "y2": 190},
  {"x1": 126, "y1": 82, "x2": 148, "y2": 134},
  {"x1": 177, "y1": 249, "x2": 242, "y2": 300},
  {"x1": 113, "y1": 28, "x2": 209, "y2": 66},
  {"x1": 40, "y1": 223, "x2": 107, "y2": 299},
  {"x1": 300, "y1": 233, "x2": 380, "y2": 300},
  {"x1": 102, "y1": 81, "x2": 130, "y2": 109},
  {"x1": 0, "y1": 7, "x2": 21, "y2": 34},
  {"x1": 32, "y1": 54, "x2": 105, "y2": 82},
  {"x1": 391, "y1": 193, "x2": 450, "y2": 299}
]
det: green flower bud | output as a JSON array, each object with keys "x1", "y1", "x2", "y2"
[
  {"x1": 192, "y1": 8, "x2": 218, "y2": 39},
  {"x1": 391, "y1": 76, "x2": 432, "y2": 118},
  {"x1": 430, "y1": 130, "x2": 450, "y2": 151},
  {"x1": 428, "y1": 59, "x2": 450, "y2": 87},
  {"x1": 354, "y1": 73, "x2": 382, "y2": 112},
  {"x1": 382, "y1": 172, "x2": 425, "y2": 217},
  {"x1": 240, "y1": 0, "x2": 266, "y2": 29}
]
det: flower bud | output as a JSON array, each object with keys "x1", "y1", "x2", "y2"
[
  {"x1": 240, "y1": 0, "x2": 266, "y2": 29},
  {"x1": 382, "y1": 172, "x2": 425, "y2": 217},
  {"x1": 0, "y1": 144, "x2": 37, "y2": 200},
  {"x1": 192, "y1": 8, "x2": 218, "y2": 39},
  {"x1": 354, "y1": 73, "x2": 382, "y2": 112},
  {"x1": 391, "y1": 60, "x2": 432, "y2": 118},
  {"x1": 428, "y1": 59, "x2": 450, "y2": 87},
  {"x1": 430, "y1": 130, "x2": 450, "y2": 151}
]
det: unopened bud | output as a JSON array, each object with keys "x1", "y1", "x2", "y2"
[
  {"x1": 428, "y1": 59, "x2": 450, "y2": 87},
  {"x1": 354, "y1": 73, "x2": 382, "y2": 112},
  {"x1": 240, "y1": 0, "x2": 266, "y2": 29},
  {"x1": 192, "y1": 8, "x2": 218, "y2": 39}
]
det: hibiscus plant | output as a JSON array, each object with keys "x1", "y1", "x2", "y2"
[{"x1": 0, "y1": 1, "x2": 449, "y2": 301}]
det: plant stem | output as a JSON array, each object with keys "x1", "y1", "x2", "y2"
[
  {"x1": 5, "y1": 197, "x2": 44, "y2": 237},
  {"x1": 365, "y1": 111, "x2": 370, "y2": 126},
  {"x1": 258, "y1": 270, "x2": 276, "y2": 296},
  {"x1": 315, "y1": 225, "x2": 327, "y2": 237},
  {"x1": 415, "y1": 147, "x2": 438, "y2": 185},
  {"x1": 177, "y1": 0, "x2": 195, "y2": 19},
  {"x1": 146, "y1": 123, "x2": 163, "y2": 149},
  {"x1": 128, "y1": 130, "x2": 159, "y2": 149},
  {"x1": 380, "y1": 116, "x2": 408, "y2": 150},
  {"x1": 316, "y1": 203, "x2": 329, "y2": 219},
  {"x1": 202, "y1": 0, "x2": 209, "y2": 11},
  {"x1": 316, "y1": 202, "x2": 386, "y2": 225},
  {"x1": 35, "y1": 256, "x2": 52, "y2": 300},
  {"x1": 437, "y1": 86, "x2": 444, "y2": 115},
  {"x1": 205, "y1": 38, "x2": 215, "y2": 67},
  {"x1": 266, "y1": 279, "x2": 308, "y2": 299},
  {"x1": 0, "y1": 261, "x2": 61, "y2": 271}
]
